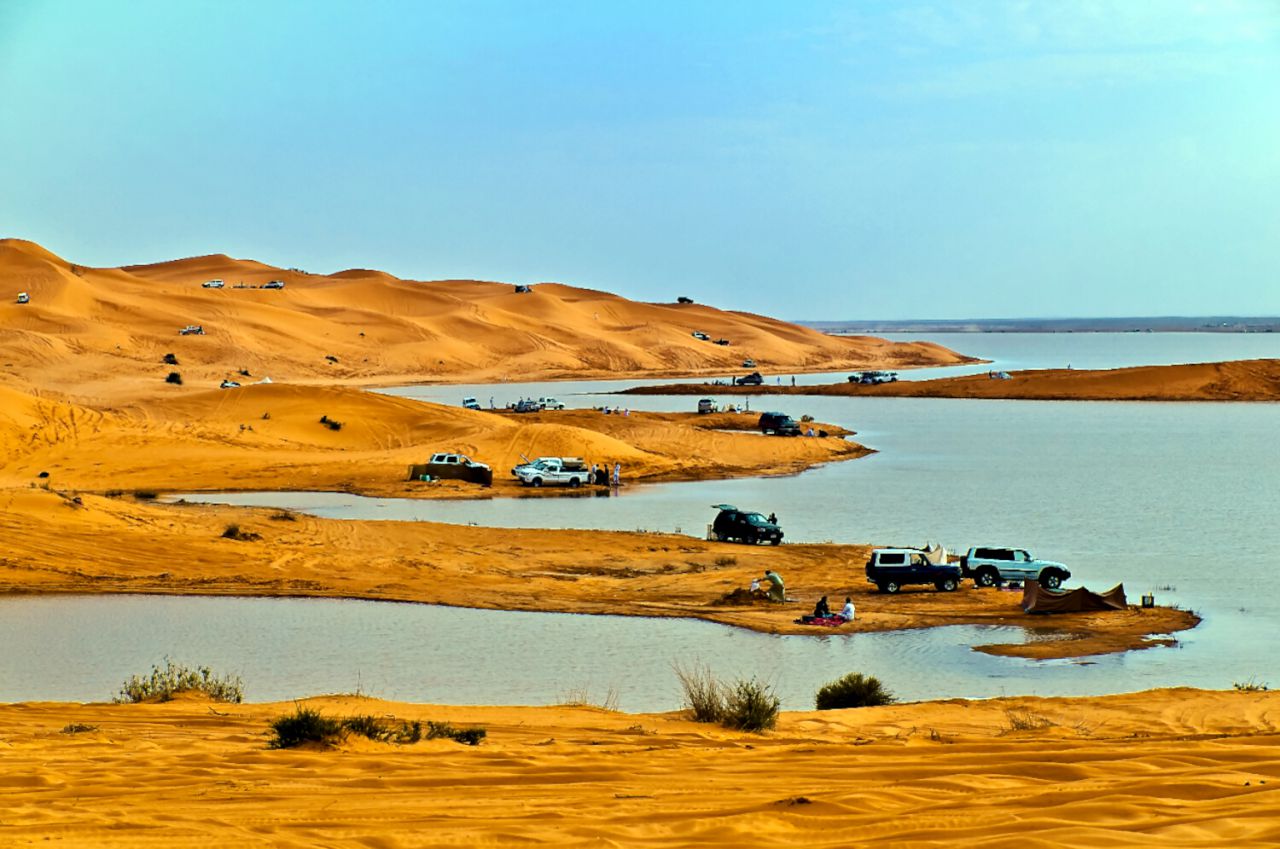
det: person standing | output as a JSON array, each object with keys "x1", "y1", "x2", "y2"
[
  {"x1": 762, "y1": 570, "x2": 785, "y2": 603},
  {"x1": 612, "y1": 462, "x2": 621, "y2": 487}
]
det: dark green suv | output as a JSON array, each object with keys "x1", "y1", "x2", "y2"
[{"x1": 711, "y1": 504, "x2": 783, "y2": 545}]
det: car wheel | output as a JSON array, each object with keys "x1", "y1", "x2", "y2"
[
  {"x1": 1041, "y1": 572, "x2": 1062, "y2": 589},
  {"x1": 883, "y1": 581, "x2": 901, "y2": 594},
  {"x1": 714, "y1": 531, "x2": 726, "y2": 542},
  {"x1": 937, "y1": 578, "x2": 959, "y2": 592},
  {"x1": 770, "y1": 538, "x2": 781, "y2": 546},
  {"x1": 531, "y1": 477, "x2": 543, "y2": 488},
  {"x1": 744, "y1": 534, "x2": 757, "y2": 545},
  {"x1": 975, "y1": 568, "x2": 999, "y2": 588},
  {"x1": 569, "y1": 477, "x2": 581, "y2": 488}
]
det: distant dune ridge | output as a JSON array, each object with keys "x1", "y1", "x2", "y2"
[{"x1": 0, "y1": 238, "x2": 974, "y2": 399}]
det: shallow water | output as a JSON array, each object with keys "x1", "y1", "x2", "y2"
[{"x1": 0, "y1": 594, "x2": 1205, "y2": 710}]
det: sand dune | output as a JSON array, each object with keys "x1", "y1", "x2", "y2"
[
  {"x1": 2, "y1": 688, "x2": 1277, "y2": 847},
  {"x1": 0, "y1": 382, "x2": 864, "y2": 494},
  {"x1": 0, "y1": 238, "x2": 975, "y2": 400},
  {"x1": 626, "y1": 359, "x2": 1280, "y2": 401}
]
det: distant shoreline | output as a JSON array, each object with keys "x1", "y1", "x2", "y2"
[{"x1": 801, "y1": 317, "x2": 1280, "y2": 334}]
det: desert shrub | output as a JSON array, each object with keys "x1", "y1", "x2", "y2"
[
  {"x1": 325, "y1": 354, "x2": 339, "y2": 363},
  {"x1": 269, "y1": 706, "x2": 345, "y2": 748},
  {"x1": 815, "y1": 673, "x2": 896, "y2": 710},
  {"x1": 674, "y1": 661, "x2": 724, "y2": 723},
  {"x1": 115, "y1": 659, "x2": 243, "y2": 704},
  {"x1": 104, "y1": 489, "x2": 123, "y2": 498},
  {"x1": 426, "y1": 721, "x2": 486, "y2": 745},
  {"x1": 269, "y1": 510, "x2": 297, "y2": 522},
  {"x1": 557, "y1": 687, "x2": 620, "y2": 711},
  {"x1": 163, "y1": 352, "x2": 179, "y2": 365},
  {"x1": 1234, "y1": 677, "x2": 1270, "y2": 692},
  {"x1": 1003, "y1": 709, "x2": 1055, "y2": 732},
  {"x1": 132, "y1": 489, "x2": 158, "y2": 500},
  {"x1": 61, "y1": 723, "x2": 98, "y2": 734},
  {"x1": 165, "y1": 371, "x2": 183, "y2": 385},
  {"x1": 721, "y1": 678, "x2": 780, "y2": 732},
  {"x1": 341, "y1": 715, "x2": 423, "y2": 744},
  {"x1": 220, "y1": 524, "x2": 260, "y2": 541},
  {"x1": 713, "y1": 556, "x2": 737, "y2": 567}
]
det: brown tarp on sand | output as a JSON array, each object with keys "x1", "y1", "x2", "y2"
[{"x1": 1022, "y1": 581, "x2": 1127, "y2": 614}]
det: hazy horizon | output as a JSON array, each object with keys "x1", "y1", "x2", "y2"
[{"x1": 3, "y1": 1, "x2": 1278, "y2": 320}]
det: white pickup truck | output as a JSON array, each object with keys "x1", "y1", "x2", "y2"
[{"x1": 514, "y1": 457, "x2": 589, "y2": 487}]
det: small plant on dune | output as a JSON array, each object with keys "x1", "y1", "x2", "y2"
[
  {"x1": 104, "y1": 489, "x2": 123, "y2": 498},
  {"x1": 269, "y1": 705, "x2": 345, "y2": 748},
  {"x1": 221, "y1": 523, "x2": 261, "y2": 541},
  {"x1": 674, "y1": 661, "x2": 725, "y2": 724},
  {"x1": 269, "y1": 510, "x2": 297, "y2": 522},
  {"x1": 815, "y1": 673, "x2": 897, "y2": 710},
  {"x1": 426, "y1": 721, "x2": 486, "y2": 746},
  {"x1": 1234, "y1": 677, "x2": 1270, "y2": 692},
  {"x1": 340, "y1": 715, "x2": 423, "y2": 744},
  {"x1": 165, "y1": 371, "x2": 183, "y2": 385},
  {"x1": 162, "y1": 352, "x2": 179, "y2": 365},
  {"x1": 61, "y1": 723, "x2": 98, "y2": 734},
  {"x1": 115, "y1": 659, "x2": 243, "y2": 704},
  {"x1": 1003, "y1": 709, "x2": 1056, "y2": 733},
  {"x1": 721, "y1": 678, "x2": 780, "y2": 732},
  {"x1": 557, "y1": 686, "x2": 620, "y2": 712},
  {"x1": 713, "y1": 556, "x2": 737, "y2": 568}
]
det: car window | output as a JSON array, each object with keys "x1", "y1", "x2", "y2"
[
  {"x1": 1015, "y1": 550, "x2": 1029, "y2": 562},
  {"x1": 878, "y1": 552, "x2": 905, "y2": 565},
  {"x1": 911, "y1": 554, "x2": 927, "y2": 566},
  {"x1": 430, "y1": 454, "x2": 445, "y2": 463}
]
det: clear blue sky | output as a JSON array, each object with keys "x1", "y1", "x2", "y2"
[{"x1": 2, "y1": 1, "x2": 1278, "y2": 319}]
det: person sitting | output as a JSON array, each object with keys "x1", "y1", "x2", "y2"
[
  {"x1": 840, "y1": 597, "x2": 855, "y2": 621},
  {"x1": 762, "y1": 570, "x2": 785, "y2": 603},
  {"x1": 812, "y1": 595, "x2": 831, "y2": 619}
]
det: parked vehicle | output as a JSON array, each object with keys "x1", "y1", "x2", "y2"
[
  {"x1": 697, "y1": 398, "x2": 717, "y2": 414},
  {"x1": 742, "y1": 358, "x2": 756, "y2": 368},
  {"x1": 538, "y1": 397, "x2": 565, "y2": 410},
  {"x1": 960, "y1": 547, "x2": 1070, "y2": 589},
  {"x1": 514, "y1": 284, "x2": 533, "y2": 293},
  {"x1": 179, "y1": 325, "x2": 205, "y2": 335},
  {"x1": 263, "y1": 280, "x2": 286, "y2": 289},
  {"x1": 219, "y1": 379, "x2": 240, "y2": 389},
  {"x1": 16, "y1": 292, "x2": 29, "y2": 304},
  {"x1": 515, "y1": 457, "x2": 589, "y2": 487},
  {"x1": 511, "y1": 399, "x2": 542, "y2": 413},
  {"x1": 736, "y1": 371, "x2": 763, "y2": 386},
  {"x1": 691, "y1": 331, "x2": 710, "y2": 340},
  {"x1": 758, "y1": 411, "x2": 800, "y2": 436},
  {"x1": 865, "y1": 549, "x2": 963, "y2": 593},
  {"x1": 462, "y1": 397, "x2": 482, "y2": 410},
  {"x1": 848, "y1": 371, "x2": 898, "y2": 385},
  {"x1": 201, "y1": 279, "x2": 224, "y2": 289},
  {"x1": 710, "y1": 504, "x2": 782, "y2": 545},
  {"x1": 408, "y1": 453, "x2": 493, "y2": 486}
]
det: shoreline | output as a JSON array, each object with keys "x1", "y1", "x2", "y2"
[
  {"x1": 621, "y1": 358, "x2": 1280, "y2": 402},
  {"x1": 0, "y1": 490, "x2": 1198, "y2": 661}
]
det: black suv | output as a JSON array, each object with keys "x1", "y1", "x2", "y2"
[
  {"x1": 735, "y1": 371, "x2": 763, "y2": 385},
  {"x1": 865, "y1": 549, "x2": 963, "y2": 593},
  {"x1": 711, "y1": 504, "x2": 783, "y2": 545},
  {"x1": 758, "y1": 411, "x2": 801, "y2": 436}
]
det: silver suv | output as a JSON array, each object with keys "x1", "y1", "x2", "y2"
[{"x1": 960, "y1": 547, "x2": 1070, "y2": 589}]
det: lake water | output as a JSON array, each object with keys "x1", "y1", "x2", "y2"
[{"x1": 7, "y1": 333, "x2": 1279, "y2": 706}]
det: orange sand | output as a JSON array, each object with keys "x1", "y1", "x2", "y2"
[
  {"x1": 2, "y1": 688, "x2": 1278, "y2": 847},
  {"x1": 626, "y1": 359, "x2": 1280, "y2": 402},
  {"x1": 0, "y1": 238, "x2": 974, "y2": 401}
]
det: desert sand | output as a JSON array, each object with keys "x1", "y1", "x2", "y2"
[
  {"x1": 3, "y1": 688, "x2": 1278, "y2": 847},
  {"x1": 625, "y1": 359, "x2": 1280, "y2": 402},
  {"x1": 0, "y1": 238, "x2": 974, "y2": 401}
]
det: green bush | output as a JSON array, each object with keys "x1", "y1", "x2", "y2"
[
  {"x1": 341, "y1": 715, "x2": 423, "y2": 744},
  {"x1": 426, "y1": 721, "x2": 486, "y2": 745},
  {"x1": 674, "y1": 661, "x2": 724, "y2": 723},
  {"x1": 721, "y1": 678, "x2": 780, "y2": 732},
  {"x1": 115, "y1": 659, "x2": 243, "y2": 704},
  {"x1": 270, "y1": 706, "x2": 345, "y2": 748},
  {"x1": 814, "y1": 673, "x2": 896, "y2": 710}
]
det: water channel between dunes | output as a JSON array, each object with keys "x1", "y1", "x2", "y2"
[{"x1": 7, "y1": 333, "x2": 1280, "y2": 709}]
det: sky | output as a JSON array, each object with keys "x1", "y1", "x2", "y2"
[{"x1": 1, "y1": 0, "x2": 1278, "y2": 320}]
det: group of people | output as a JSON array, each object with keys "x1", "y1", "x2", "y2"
[
  {"x1": 587, "y1": 462, "x2": 621, "y2": 487},
  {"x1": 749, "y1": 569, "x2": 855, "y2": 624}
]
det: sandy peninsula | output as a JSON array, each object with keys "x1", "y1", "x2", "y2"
[
  {"x1": 2, "y1": 688, "x2": 1278, "y2": 847},
  {"x1": 624, "y1": 358, "x2": 1280, "y2": 402}
]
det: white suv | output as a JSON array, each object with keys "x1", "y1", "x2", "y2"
[
  {"x1": 960, "y1": 547, "x2": 1070, "y2": 589},
  {"x1": 202, "y1": 279, "x2": 224, "y2": 288}
]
